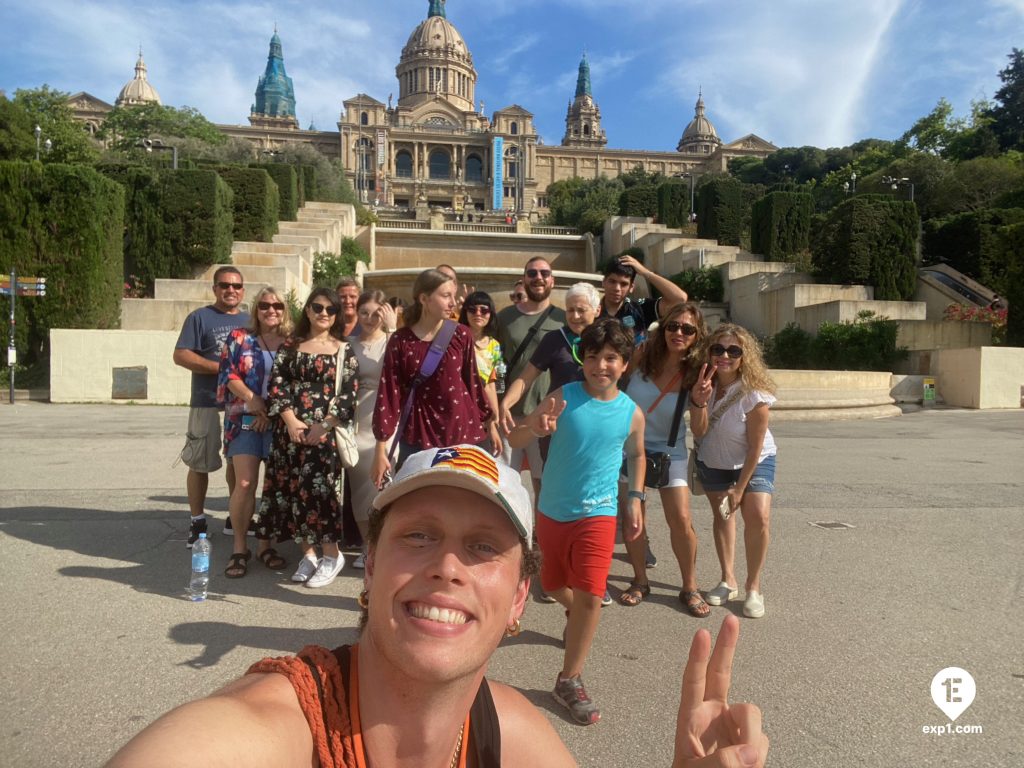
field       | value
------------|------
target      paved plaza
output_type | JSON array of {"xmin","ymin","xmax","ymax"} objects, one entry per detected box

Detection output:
[{"xmin": 1, "ymin": 403, "xmax": 1022, "ymax": 767}]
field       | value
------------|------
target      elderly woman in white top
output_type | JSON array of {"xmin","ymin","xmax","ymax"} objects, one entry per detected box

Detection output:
[{"xmin": 689, "ymin": 323, "xmax": 778, "ymax": 619}]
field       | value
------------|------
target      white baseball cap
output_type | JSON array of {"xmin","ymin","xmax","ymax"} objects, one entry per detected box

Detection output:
[{"xmin": 372, "ymin": 445, "xmax": 533, "ymax": 542}]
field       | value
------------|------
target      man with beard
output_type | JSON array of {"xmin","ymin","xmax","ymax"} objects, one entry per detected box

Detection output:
[{"xmin": 496, "ymin": 258, "xmax": 565, "ymax": 490}]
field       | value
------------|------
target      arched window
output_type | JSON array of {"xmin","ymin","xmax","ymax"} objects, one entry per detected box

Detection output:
[
  {"xmin": 510, "ymin": 121, "xmax": 519, "ymax": 136},
  {"xmin": 357, "ymin": 137, "xmax": 374, "ymax": 172},
  {"xmin": 465, "ymin": 154, "xmax": 483, "ymax": 182},
  {"xmin": 429, "ymin": 149, "xmax": 451, "ymax": 179},
  {"xmin": 360, "ymin": 111, "xmax": 369, "ymax": 126},
  {"xmin": 395, "ymin": 150, "xmax": 413, "ymax": 178},
  {"xmin": 583, "ymin": 124, "xmax": 590, "ymax": 136}
]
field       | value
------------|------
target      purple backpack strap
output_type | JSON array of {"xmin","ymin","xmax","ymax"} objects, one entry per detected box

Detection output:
[{"xmin": 387, "ymin": 320, "xmax": 459, "ymax": 464}]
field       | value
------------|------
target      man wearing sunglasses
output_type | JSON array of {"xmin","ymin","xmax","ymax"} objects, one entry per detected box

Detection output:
[
  {"xmin": 497, "ymin": 258, "xmax": 565, "ymax": 488},
  {"xmin": 599, "ymin": 253, "xmax": 688, "ymax": 346},
  {"xmin": 173, "ymin": 266, "xmax": 251, "ymax": 547}
]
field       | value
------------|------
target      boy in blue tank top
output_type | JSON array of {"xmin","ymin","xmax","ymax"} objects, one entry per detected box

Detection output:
[{"xmin": 509, "ymin": 318, "xmax": 646, "ymax": 726}]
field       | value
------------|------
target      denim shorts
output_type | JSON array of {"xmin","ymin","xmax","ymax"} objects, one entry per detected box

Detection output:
[
  {"xmin": 226, "ymin": 428, "xmax": 272, "ymax": 460},
  {"xmin": 697, "ymin": 454, "xmax": 776, "ymax": 494}
]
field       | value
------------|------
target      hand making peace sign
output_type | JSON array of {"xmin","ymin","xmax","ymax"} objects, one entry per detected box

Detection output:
[{"xmin": 690, "ymin": 363, "xmax": 718, "ymax": 408}]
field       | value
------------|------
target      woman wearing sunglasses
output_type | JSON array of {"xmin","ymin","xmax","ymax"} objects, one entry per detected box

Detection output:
[
  {"xmin": 617, "ymin": 302, "xmax": 710, "ymax": 615},
  {"xmin": 256, "ymin": 288, "xmax": 359, "ymax": 589},
  {"xmin": 459, "ymin": 291, "xmax": 504, "ymax": 429},
  {"xmin": 216, "ymin": 287, "xmax": 291, "ymax": 579},
  {"xmin": 690, "ymin": 323, "xmax": 777, "ymax": 619}
]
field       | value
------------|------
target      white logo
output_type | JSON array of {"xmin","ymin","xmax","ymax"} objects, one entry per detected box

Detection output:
[{"xmin": 930, "ymin": 667, "xmax": 975, "ymax": 722}]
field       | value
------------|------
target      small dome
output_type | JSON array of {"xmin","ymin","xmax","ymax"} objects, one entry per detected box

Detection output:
[
  {"xmin": 677, "ymin": 91, "xmax": 721, "ymax": 152},
  {"xmin": 116, "ymin": 49, "xmax": 161, "ymax": 107},
  {"xmin": 401, "ymin": 15, "xmax": 472, "ymax": 65}
]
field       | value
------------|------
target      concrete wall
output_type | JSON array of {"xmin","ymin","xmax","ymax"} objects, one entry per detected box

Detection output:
[
  {"xmin": 50, "ymin": 330, "xmax": 190, "ymax": 404},
  {"xmin": 931, "ymin": 346, "xmax": 1024, "ymax": 409},
  {"xmin": 896, "ymin": 319, "xmax": 992, "ymax": 351}
]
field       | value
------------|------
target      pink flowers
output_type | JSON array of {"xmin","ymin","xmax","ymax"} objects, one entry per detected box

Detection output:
[{"xmin": 943, "ymin": 303, "xmax": 1008, "ymax": 344}]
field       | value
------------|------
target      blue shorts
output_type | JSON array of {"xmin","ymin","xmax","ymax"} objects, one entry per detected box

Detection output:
[
  {"xmin": 697, "ymin": 454, "xmax": 776, "ymax": 494},
  {"xmin": 226, "ymin": 428, "xmax": 272, "ymax": 460}
]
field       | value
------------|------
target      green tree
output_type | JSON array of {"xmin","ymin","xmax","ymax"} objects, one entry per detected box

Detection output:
[
  {"xmin": 9, "ymin": 86, "xmax": 98, "ymax": 163},
  {"xmin": 0, "ymin": 94, "xmax": 36, "ymax": 160},
  {"xmin": 99, "ymin": 103, "xmax": 227, "ymax": 151},
  {"xmin": 544, "ymin": 175, "xmax": 623, "ymax": 235},
  {"xmin": 988, "ymin": 48, "xmax": 1024, "ymax": 152},
  {"xmin": 899, "ymin": 98, "xmax": 960, "ymax": 155}
]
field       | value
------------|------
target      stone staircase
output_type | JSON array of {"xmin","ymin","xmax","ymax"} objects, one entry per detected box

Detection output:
[{"xmin": 121, "ymin": 202, "xmax": 355, "ymax": 331}]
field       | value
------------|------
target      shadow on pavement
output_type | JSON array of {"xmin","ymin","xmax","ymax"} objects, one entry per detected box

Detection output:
[{"xmin": 168, "ymin": 621, "xmax": 360, "ymax": 668}]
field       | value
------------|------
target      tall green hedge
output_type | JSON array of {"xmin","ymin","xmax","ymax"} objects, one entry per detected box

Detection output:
[
  {"xmin": 696, "ymin": 177, "xmax": 744, "ymax": 245},
  {"xmin": 618, "ymin": 184, "xmax": 659, "ymax": 218},
  {"xmin": 751, "ymin": 191, "xmax": 813, "ymax": 260},
  {"xmin": 253, "ymin": 163, "xmax": 298, "ymax": 221},
  {"xmin": 300, "ymin": 164, "xmax": 317, "ymax": 203},
  {"xmin": 995, "ymin": 222, "xmax": 1024, "ymax": 346},
  {"xmin": 812, "ymin": 196, "xmax": 919, "ymax": 301},
  {"xmin": 0, "ymin": 162, "xmax": 124, "ymax": 363},
  {"xmin": 215, "ymin": 166, "xmax": 279, "ymax": 242},
  {"xmin": 657, "ymin": 180, "xmax": 691, "ymax": 228},
  {"xmin": 922, "ymin": 208, "xmax": 1024, "ymax": 294}
]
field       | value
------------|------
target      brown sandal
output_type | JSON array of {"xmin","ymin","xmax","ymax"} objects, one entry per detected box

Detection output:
[
  {"xmin": 680, "ymin": 590, "xmax": 711, "ymax": 618},
  {"xmin": 257, "ymin": 548, "xmax": 287, "ymax": 571},
  {"xmin": 224, "ymin": 551, "xmax": 251, "ymax": 579},
  {"xmin": 619, "ymin": 581, "xmax": 651, "ymax": 607}
]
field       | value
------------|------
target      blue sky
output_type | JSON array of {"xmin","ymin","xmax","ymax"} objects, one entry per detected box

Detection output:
[{"xmin": 2, "ymin": 0, "xmax": 1021, "ymax": 152}]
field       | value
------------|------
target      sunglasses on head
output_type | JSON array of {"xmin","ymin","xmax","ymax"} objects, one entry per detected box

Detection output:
[
  {"xmin": 257, "ymin": 301, "xmax": 285, "ymax": 311},
  {"xmin": 466, "ymin": 305, "xmax": 491, "ymax": 316},
  {"xmin": 664, "ymin": 321, "xmax": 697, "ymax": 336},
  {"xmin": 525, "ymin": 268, "xmax": 552, "ymax": 279},
  {"xmin": 216, "ymin": 281, "xmax": 243, "ymax": 290},
  {"xmin": 309, "ymin": 302, "xmax": 339, "ymax": 316},
  {"xmin": 709, "ymin": 343, "xmax": 743, "ymax": 358}
]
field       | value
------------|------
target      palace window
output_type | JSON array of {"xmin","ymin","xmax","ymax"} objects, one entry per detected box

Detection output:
[
  {"xmin": 429, "ymin": 149, "xmax": 451, "ymax": 179},
  {"xmin": 395, "ymin": 150, "xmax": 413, "ymax": 178},
  {"xmin": 360, "ymin": 112, "xmax": 369, "ymax": 126},
  {"xmin": 510, "ymin": 121, "xmax": 518, "ymax": 136},
  {"xmin": 465, "ymin": 154, "xmax": 483, "ymax": 182}
]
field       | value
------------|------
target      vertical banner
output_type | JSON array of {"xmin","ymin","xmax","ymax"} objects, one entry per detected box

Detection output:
[
  {"xmin": 376, "ymin": 129, "xmax": 387, "ymax": 167},
  {"xmin": 492, "ymin": 136, "xmax": 504, "ymax": 210}
]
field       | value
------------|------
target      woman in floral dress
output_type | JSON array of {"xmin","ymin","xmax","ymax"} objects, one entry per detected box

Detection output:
[{"xmin": 256, "ymin": 288, "xmax": 359, "ymax": 589}]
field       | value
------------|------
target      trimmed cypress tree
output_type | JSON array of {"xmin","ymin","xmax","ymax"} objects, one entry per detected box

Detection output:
[
  {"xmin": 253, "ymin": 163, "xmax": 298, "ymax": 221},
  {"xmin": 750, "ymin": 191, "xmax": 813, "ymax": 260},
  {"xmin": 922, "ymin": 208, "xmax": 1024, "ymax": 294},
  {"xmin": 696, "ymin": 176, "xmax": 744, "ymax": 245},
  {"xmin": 216, "ymin": 166, "xmax": 280, "ymax": 242},
  {"xmin": 657, "ymin": 180, "xmax": 690, "ymax": 228}
]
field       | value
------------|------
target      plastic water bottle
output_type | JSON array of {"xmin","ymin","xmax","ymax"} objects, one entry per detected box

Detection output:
[
  {"xmin": 189, "ymin": 533, "xmax": 211, "ymax": 601},
  {"xmin": 495, "ymin": 360, "xmax": 507, "ymax": 394}
]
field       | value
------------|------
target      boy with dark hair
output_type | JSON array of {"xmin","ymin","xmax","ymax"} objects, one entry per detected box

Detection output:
[
  {"xmin": 509, "ymin": 318, "xmax": 646, "ymax": 725},
  {"xmin": 600, "ymin": 252, "xmax": 688, "ymax": 345}
]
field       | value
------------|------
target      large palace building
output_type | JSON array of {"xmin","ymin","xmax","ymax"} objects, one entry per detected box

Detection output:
[{"xmin": 70, "ymin": 0, "xmax": 777, "ymax": 215}]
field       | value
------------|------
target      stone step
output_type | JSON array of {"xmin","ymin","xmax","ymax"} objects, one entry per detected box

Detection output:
[
  {"xmin": 231, "ymin": 251, "xmax": 312, "ymax": 285},
  {"xmin": 232, "ymin": 240, "xmax": 312, "ymax": 259},
  {"xmin": 121, "ymin": 298, "xmax": 224, "ymax": 332},
  {"xmin": 198, "ymin": 264, "xmax": 302, "ymax": 296},
  {"xmin": 274, "ymin": 233, "xmax": 325, "ymax": 250},
  {"xmin": 153, "ymin": 279, "xmax": 273, "ymax": 303},
  {"xmin": 794, "ymin": 299, "xmax": 927, "ymax": 331}
]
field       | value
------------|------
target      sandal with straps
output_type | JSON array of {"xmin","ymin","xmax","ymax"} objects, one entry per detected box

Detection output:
[
  {"xmin": 224, "ymin": 550, "xmax": 251, "ymax": 579},
  {"xmin": 680, "ymin": 589, "xmax": 711, "ymax": 618},
  {"xmin": 619, "ymin": 580, "xmax": 651, "ymax": 607},
  {"xmin": 257, "ymin": 548, "xmax": 287, "ymax": 571}
]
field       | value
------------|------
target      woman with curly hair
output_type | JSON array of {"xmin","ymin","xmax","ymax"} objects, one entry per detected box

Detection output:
[
  {"xmin": 256, "ymin": 287, "xmax": 359, "ymax": 589},
  {"xmin": 690, "ymin": 323, "xmax": 778, "ymax": 619},
  {"xmin": 618, "ymin": 302, "xmax": 710, "ymax": 616}
]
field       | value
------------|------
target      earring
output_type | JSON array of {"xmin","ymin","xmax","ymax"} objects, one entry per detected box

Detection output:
[
  {"xmin": 357, "ymin": 590, "xmax": 369, "ymax": 609},
  {"xmin": 505, "ymin": 616, "xmax": 522, "ymax": 637}
]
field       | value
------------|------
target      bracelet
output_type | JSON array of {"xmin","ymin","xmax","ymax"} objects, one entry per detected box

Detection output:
[
  {"xmin": 691, "ymin": 401, "xmax": 708, "ymax": 409},
  {"xmin": 529, "ymin": 427, "xmax": 545, "ymax": 438}
]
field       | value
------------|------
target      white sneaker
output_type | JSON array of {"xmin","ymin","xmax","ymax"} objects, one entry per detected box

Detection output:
[
  {"xmin": 706, "ymin": 581, "xmax": 738, "ymax": 606},
  {"xmin": 306, "ymin": 555, "xmax": 345, "ymax": 588},
  {"xmin": 352, "ymin": 552, "xmax": 365, "ymax": 569},
  {"xmin": 291, "ymin": 556, "xmax": 320, "ymax": 583},
  {"xmin": 743, "ymin": 590, "xmax": 765, "ymax": 618}
]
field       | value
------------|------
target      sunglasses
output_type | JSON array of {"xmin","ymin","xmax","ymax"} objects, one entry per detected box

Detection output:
[
  {"xmin": 466, "ymin": 305, "xmax": 491, "ymax": 316},
  {"xmin": 257, "ymin": 301, "xmax": 285, "ymax": 311},
  {"xmin": 309, "ymin": 302, "xmax": 340, "ymax": 316},
  {"xmin": 709, "ymin": 344, "xmax": 744, "ymax": 358},
  {"xmin": 664, "ymin": 321, "xmax": 698, "ymax": 336},
  {"xmin": 216, "ymin": 281, "xmax": 243, "ymax": 291},
  {"xmin": 509, "ymin": 293, "xmax": 526, "ymax": 302},
  {"xmin": 525, "ymin": 268, "xmax": 552, "ymax": 279}
]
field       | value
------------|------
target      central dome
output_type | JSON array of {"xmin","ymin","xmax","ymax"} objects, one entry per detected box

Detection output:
[{"xmin": 396, "ymin": 1, "xmax": 477, "ymax": 113}]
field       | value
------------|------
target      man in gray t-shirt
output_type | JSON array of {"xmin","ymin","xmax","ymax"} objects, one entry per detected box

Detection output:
[{"xmin": 173, "ymin": 266, "xmax": 250, "ymax": 547}]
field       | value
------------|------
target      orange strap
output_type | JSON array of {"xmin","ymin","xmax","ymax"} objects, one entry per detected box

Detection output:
[{"xmin": 647, "ymin": 371, "xmax": 683, "ymax": 414}]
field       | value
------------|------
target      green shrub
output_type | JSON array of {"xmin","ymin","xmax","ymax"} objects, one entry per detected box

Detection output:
[
  {"xmin": 995, "ymin": 222, "xmax": 1024, "ymax": 346},
  {"xmin": 668, "ymin": 266, "xmax": 724, "ymax": 303},
  {"xmin": 299, "ymin": 164, "xmax": 317, "ymax": 205},
  {"xmin": 922, "ymin": 208, "xmax": 1024, "ymax": 295},
  {"xmin": 696, "ymin": 176, "xmax": 744, "ymax": 246},
  {"xmin": 312, "ymin": 238, "xmax": 371, "ymax": 287},
  {"xmin": 765, "ymin": 312, "xmax": 908, "ymax": 370},
  {"xmin": 0, "ymin": 161, "xmax": 124, "ymax": 363},
  {"xmin": 253, "ymin": 163, "xmax": 298, "ymax": 221},
  {"xmin": 764, "ymin": 322, "xmax": 813, "ymax": 368},
  {"xmin": 161, "ymin": 169, "xmax": 234, "ymax": 275},
  {"xmin": 812, "ymin": 196, "xmax": 919, "ymax": 300},
  {"xmin": 657, "ymin": 180, "xmax": 690, "ymax": 228},
  {"xmin": 750, "ymin": 191, "xmax": 813, "ymax": 260},
  {"xmin": 619, "ymin": 184, "xmax": 660, "ymax": 218},
  {"xmin": 215, "ymin": 166, "xmax": 279, "ymax": 242}
]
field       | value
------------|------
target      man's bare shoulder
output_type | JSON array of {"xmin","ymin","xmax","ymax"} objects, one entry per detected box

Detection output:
[{"xmin": 488, "ymin": 680, "xmax": 577, "ymax": 767}]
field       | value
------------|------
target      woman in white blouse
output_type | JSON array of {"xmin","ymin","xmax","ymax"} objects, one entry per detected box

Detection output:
[{"xmin": 689, "ymin": 323, "xmax": 777, "ymax": 619}]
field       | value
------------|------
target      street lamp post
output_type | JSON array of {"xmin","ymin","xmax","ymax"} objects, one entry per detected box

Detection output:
[
  {"xmin": 34, "ymin": 125, "xmax": 41, "ymax": 161},
  {"xmin": 882, "ymin": 176, "xmax": 914, "ymax": 202},
  {"xmin": 138, "ymin": 138, "xmax": 178, "ymax": 170},
  {"xmin": 674, "ymin": 171, "xmax": 696, "ymax": 222}
]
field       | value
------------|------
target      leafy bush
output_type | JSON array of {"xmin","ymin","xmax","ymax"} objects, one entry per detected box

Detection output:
[
  {"xmin": 619, "ymin": 184, "xmax": 659, "ymax": 218},
  {"xmin": 0, "ymin": 161, "xmax": 124, "ymax": 363},
  {"xmin": 215, "ymin": 166, "xmax": 279, "ymax": 242},
  {"xmin": 668, "ymin": 266, "xmax": 724, "ymax": 303},
  {"xmin": 763, "ymin": 323, "xmax": 813, "ymax": 368},
  {"xmin": 944, "ymin": 302, "xmax": 1007, "ymax": 344},
  {"xmin": 922, "ymin": 207, "xmax": 1024, "ymax": 295},
  {"xmin": 657, "ymin": 180, "xmax": 691, "ymax": 228},
  {"xmin": 750, "ymin": 191, "xmax": 813, "ymax": 260},
  {"xmin": 765, "ymin": 312, "xmax": 908, "ymax": 370},
  {"xmin": 996, "ymin": 222, "xmax": 1024, "ymax": 346},
  {"xmin": 312, "ymin": 238, "xmax": 371, "ymax": 287}
]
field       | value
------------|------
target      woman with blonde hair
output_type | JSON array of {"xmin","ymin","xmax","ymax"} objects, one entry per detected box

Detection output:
[
  {"xmin": 618, "ymin": 301, "xmax": 710, "ymax": 614},
  {"xmin": 690, "ymin": 323, "xmax": 778, "ymax": 618},
  {"xmin": 216, "ymin": 287, "xmax": 292, "ymax": 579}
]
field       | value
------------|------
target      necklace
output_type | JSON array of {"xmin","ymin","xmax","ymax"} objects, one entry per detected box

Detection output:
[{"xmin": 449, "ymin": 721, "xmax": 465, "ymax": 768}]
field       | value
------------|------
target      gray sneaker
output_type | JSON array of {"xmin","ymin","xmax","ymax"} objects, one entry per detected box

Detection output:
[{"xmin": 552, "ymin": 674, "xmax": 601, "ymax": 725}]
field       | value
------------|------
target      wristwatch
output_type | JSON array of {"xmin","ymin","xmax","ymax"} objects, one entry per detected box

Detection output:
[
  {"xmin": 627, "ymin": 490, "xmax": 647, "ymax": 502},
  {"xmin": 320, "ymin": 419, "xmax": 333, "ymax": 431}
]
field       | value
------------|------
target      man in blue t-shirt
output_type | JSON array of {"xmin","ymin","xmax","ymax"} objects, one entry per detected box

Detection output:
[
  {"xmin": 174, "ymin": 266, "xmax": 251, "ymax": 547},
  {"xmin": 599, "ymin": 253, "xmax": 688, "ymax": 346}
]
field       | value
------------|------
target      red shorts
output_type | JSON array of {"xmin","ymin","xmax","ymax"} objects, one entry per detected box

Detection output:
[{"xmin": 535, "ymin": 512, "xmax": 616, "ymax": 599}]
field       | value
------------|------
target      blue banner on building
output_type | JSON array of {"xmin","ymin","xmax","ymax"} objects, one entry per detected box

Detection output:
[{"xmin": 492, "ymin": 136, "xmax": 504, "ymax": 210}]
